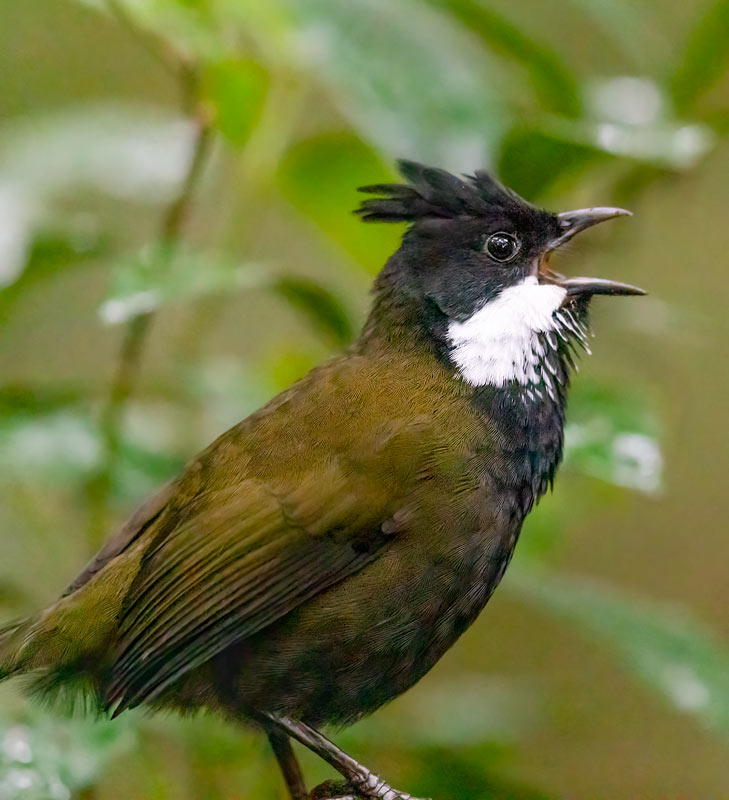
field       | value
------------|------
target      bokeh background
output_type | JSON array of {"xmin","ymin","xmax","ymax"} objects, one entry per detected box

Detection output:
[{"xmin": 1, "ymin": 0, "xmax": 728, "ymax": 798}]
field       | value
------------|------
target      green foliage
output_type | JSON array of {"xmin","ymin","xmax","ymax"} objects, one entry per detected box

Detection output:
[
  {"xmin": 509, "ymin": 566, "xmax": 729, "ymax": 741},
  {"xmin": 277, "ymin": 133, "xmax": 400, "ymax": 271},
  {"xmin": 202, "ymin": 59, "xmax": 269, "ymax": 146},
  {"xmin": 428, "ymin": 0, "xmax": 582, "ymax": 117},
  {"xmin": 670, "ymin": 0, "xmax": 729, "ymax": 114},
  {"xmin": 0, "ymin": 701, "xmax": 135, "ymax": 800},
  {"xmin": 564, "ymin": 380, "xmax": 662, "ymax": 494},
  {"xmin": 2, "ymin": 0, "xmax": 729, "ymax": 797},
  {"xmin": 100, "ymin": 243, "xmax": 268, "ymax": 323}
]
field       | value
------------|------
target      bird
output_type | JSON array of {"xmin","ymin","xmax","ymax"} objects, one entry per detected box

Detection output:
[{"xmin": 0, "ymin": 160, "xmax": 643, "ymax": 800}]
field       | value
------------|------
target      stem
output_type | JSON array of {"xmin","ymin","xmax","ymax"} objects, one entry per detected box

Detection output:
[{"xmin": 87, "ymin": 65, "xmax": 214, "ymax": 545}]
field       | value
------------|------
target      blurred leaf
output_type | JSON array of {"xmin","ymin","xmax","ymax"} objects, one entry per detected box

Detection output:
[
  {"xmin": 273, "ymin": 276, "xmax": 355, "ymax": 346},
  {"xmin": 564, "ymin": 380, "xmax": 663, "ymax": 494},
  {"xmin": 498, "ymin": 126, "xmax": 605, "ymax": 199},
  {"xmin": 202, "ymin": 59, "xmax": 269, "ymax": 146},
  {"xmin": 0, "ymin": 104, "xmax": 193, "ymax": 288},
  {"xmin": 428, "ymin": 0, "xmax": 581, "ymax": 117},
  {"xmin": 345, "ymin": 676, "xmax": 538, "ymax": 750},
  {"xmin": 502, "ymin": 114, "xmax": 713, "ymax": 176},
  {"xmin": 72, "ymin": 0, "xmax": 227, "ymax": 61},
  {"xmin": 278, "ymin": 132, "xmax": 400, "ymax": 272},
  {"xmin": 0, "ymin": 702, "xmax": 136, "ymax": 799},
  {"xmin": 0, "ymin": 409, "xmax": 101, "ymax": 485},
  {"xmin": 100, "ymin": 242, "xmax": 267, "ymax": 324},
  {"xmin": 402, "ymin": 747, "xmax": 556, "ymax": 800},
  {"xmin": 281, "ymin": 0, "xmax": 509, "ymax": 168},
  {"xmin": 565, "ymin": 0, "xmax": 655, "ymax": 67},
  {"xmin": 0, "ymin": 385, "xmax": 86, "ymax": 416},
  {"xmin": 0, "ymin": 104, "xmax": 193, "ymax": 202},
  {"xmin": 669, "ymin": 0, "xmax": 729, "ymax": 114},
  {"xmin": 509, "ymin": 566, "xmax": 729, "ymax": 742},
  {"xmin": 0, "ymin": 223, "xmax": 107, "ymax": 317}
]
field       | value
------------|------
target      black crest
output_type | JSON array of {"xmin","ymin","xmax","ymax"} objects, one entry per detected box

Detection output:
[{"xmin": 356, "ymin": 159, "xmax": 530, "ymax": 223}]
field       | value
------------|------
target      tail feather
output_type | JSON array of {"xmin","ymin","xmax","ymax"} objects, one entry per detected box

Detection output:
[
  {"xmin": 0, "ymin": 617, "xmax": 33, "ymax": 680},
  {"xmin": 0, "ymin": 535, "xmax": 147, "ymax": 712}
]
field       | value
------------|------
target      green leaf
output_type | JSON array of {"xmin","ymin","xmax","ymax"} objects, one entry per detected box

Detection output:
[
  {"xmin": 427, "ymin": 0, "xmax": 581, "ymax": 117},
  {"xmin": 71, "ymin": 0, "xmax": 227, "ymax": 61},
  {"xmin": 280, "ymin": 0, "xmax": 509, "ymax": 167},
  {"xmin": 202, "ymin": 59, "xmax": 269, "ymax": 146},
  {"xmin": 508, "ymin": 566, "xmax": 729, "ymax": 741},
  {"xmin": 277, "ymin": 132, "xmax": 400, "ymax": 273},
  {"xmin": 0, "ymin": 225, "xmax": 107, "ymax": 317},
  {"xmin": 0, "ymin": 409, "xmax": 101, "ymax": 485},
  {"xmin": 273, "ymin": 277, "xmax": 355, "ymax": 347},
  {"xmin": 669, "ymin": 0, "xmax": 729, "ymax": 114},
  {"xmin": 498, "ymin": 126, "xmax": 605, "ymax": 199},
  {"xmin": 100, "ymin": 243, "xmax": 267, "ymax": 324},
  {"xmin": 0, "ymin": 698, "xmax": 136, "ymax": 798},
  {"xmin": 345, "ymin": 676, "xmax": 537, "ymax": 749},
  {"xmin": 565, "ymin": 0, "xmax": 656, "ymax": 67},
  {"xmin": 564, "ymin": 380, "xmax": 663, "ymax": 494},
  {"xmin": 499, "ymin": 114, "xmax": 713, "ymax": 176}
]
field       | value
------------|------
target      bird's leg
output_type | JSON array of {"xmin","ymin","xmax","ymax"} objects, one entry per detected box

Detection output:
[
  {"xmin": 264, "ymin": 713, "xmax": 429, "ymax": 800},
  {"xmin": 267, "ymin": 728, "xmax": 308, "ymax": 800}
]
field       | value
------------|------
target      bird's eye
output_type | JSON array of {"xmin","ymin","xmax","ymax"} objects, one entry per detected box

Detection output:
[{"xmin": 485, "ymin": 232, "xmax": 520, "ymax": 262}]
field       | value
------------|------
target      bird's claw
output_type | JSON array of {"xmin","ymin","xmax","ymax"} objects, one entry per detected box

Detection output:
[{"xmin": 309, "ymin": 778, "xmax": 430, "ymax": 800}]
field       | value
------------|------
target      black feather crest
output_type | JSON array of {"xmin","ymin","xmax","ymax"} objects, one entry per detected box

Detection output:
[{"xmin": 356, "ymin": 159, "xmax": 528, "ymax": 223}]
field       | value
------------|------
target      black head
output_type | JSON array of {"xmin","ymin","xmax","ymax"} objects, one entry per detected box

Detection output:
[{"xmin": 357, "ymin": 160, "xmax": 642, "ymax": 324}]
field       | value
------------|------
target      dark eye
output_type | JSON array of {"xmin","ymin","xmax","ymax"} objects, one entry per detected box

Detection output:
[{"xmin": 485, "ymin": 232, "xmax": 520, "ymax": 262}]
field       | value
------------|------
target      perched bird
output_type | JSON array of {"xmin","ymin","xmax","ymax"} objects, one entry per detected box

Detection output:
[{"xmin": 0, "ymin": 161, "xmax": 643, "ymax": 800}]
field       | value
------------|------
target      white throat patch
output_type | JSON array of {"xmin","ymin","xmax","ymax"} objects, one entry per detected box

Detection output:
[{"xmin": 447, "ymin": 277, "xmax": 570, "ymax": 389}]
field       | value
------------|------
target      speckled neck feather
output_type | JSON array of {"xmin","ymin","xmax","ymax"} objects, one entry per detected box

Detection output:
[{"xmin": 447, "ymin": 277, "xmax": 590, "ymax": 401}]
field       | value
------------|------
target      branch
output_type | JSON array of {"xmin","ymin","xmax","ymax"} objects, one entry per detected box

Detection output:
[{"xmin": 86, "ymin": 26, "xmax": 214, "ymax": 545}]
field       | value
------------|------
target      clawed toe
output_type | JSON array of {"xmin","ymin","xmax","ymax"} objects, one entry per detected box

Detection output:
[
  {"xmin": 309, "ymin": 779, "xmax": 357, "ymax": 799},
  {"xmin": 308, "ymin": 779, "xmax": 429, "ymax": 800}
]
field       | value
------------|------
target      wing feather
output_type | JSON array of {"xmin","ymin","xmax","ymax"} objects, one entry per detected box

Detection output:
[{"xmin": 105, "ymin": 474, "xmax": 390, "ymax": 713}]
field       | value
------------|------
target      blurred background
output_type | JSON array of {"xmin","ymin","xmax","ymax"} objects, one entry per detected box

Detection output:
[{"xmin": 0, "ymin": 0, "xmax": 728, "ymax": 797}]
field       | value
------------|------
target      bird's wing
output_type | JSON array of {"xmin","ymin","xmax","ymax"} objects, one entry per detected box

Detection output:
[
  {"xmin": 63, "ymin": 481, "xmax": 176, "ymax": 597},
  {"xmin": 105, "ymin": 459, "xmax": 398, "ymax": 714}
]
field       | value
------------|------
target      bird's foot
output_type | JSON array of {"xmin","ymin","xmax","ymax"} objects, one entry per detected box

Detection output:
[
  {"xmin": 309, "ymin": 779, "xmax": 357, "ymax": 799},
  {"xmin": 310, "ymin": 778, "xmax": 429, "ymax": 800},
  {"xmin": 346, "ymin": 770, "xmax": 431, "ymax": 800}
]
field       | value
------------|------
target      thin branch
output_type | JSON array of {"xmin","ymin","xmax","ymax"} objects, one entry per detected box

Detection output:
[{"xmin": 86, "ymin": 63, "xmax": 214, "ymax": 545}]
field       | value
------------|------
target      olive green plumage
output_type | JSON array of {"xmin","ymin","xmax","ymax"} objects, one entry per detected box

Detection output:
[{"xmin": 0, "ymin": 317, "xmax": 519, "ymax": 724}]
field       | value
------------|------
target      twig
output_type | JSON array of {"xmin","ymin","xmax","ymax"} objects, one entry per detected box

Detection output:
[{"xmin": 86, "ymin": 31, "xmax": 214, "ymax": 545}]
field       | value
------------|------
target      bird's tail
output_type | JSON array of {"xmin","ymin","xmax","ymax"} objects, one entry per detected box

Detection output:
[
  {"xmin": 0, "ymin": 617, "xmax": 35, "ymax": 681},
  {"xmin": 0, "ymin": 538, "xmax": 147, "ymax": 710}
]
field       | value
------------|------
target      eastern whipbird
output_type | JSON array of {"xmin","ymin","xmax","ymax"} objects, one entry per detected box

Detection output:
[{"xmin": 0, "ymin": 161, "xmax": 644, "ymax": 800}]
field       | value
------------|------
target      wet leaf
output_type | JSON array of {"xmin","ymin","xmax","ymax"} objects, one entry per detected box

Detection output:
[
  {"xmin": 565, "ymin": 0, "xmax": 657, "ymax": 67},
  {"xmin": 0, "ymin": 410, "xmax": 101, "ymax": 485},
  {"xmin": 509, "ymin": 566, "xmax": 729, "ymax": 741},
  {"xmin": 100, "ymin": 243, "xmax": 267, "ymax": 324},
  {"xmin": 0, "ymin": 702, "xmax": 136, "ymax": 799},
  {"xmin": 281, "ymin": 0, "xmax": 509, "ymax": 168},
  {"xmin": 428, "ymin": 0, "xmax": 581, "ymax": 117},
  {"xmin": 71, "ymin": 0, "xmax": 227, "ymax": 60},
  {"xmin": 669, "ymin": 0, "xmax": 729, "ymax": 114},
  {"xmin": 565, "ymin": 381, "xmax": 663, "ymax": 494}
]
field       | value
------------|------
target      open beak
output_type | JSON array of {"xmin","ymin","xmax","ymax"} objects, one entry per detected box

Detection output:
[{"xmin": 545, "ymin": 207, "xmax": 646, "ymax": 297}]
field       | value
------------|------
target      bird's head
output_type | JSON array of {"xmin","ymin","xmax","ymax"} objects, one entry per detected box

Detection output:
[{"xmin": 357, "ymin": 160, "xmax": 644, "ymax": 393}]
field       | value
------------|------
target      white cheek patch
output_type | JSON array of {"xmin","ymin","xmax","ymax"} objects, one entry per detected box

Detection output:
[{"xmin": 447, "ymin": 276, "xmax": 568, "ymax": 388}]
